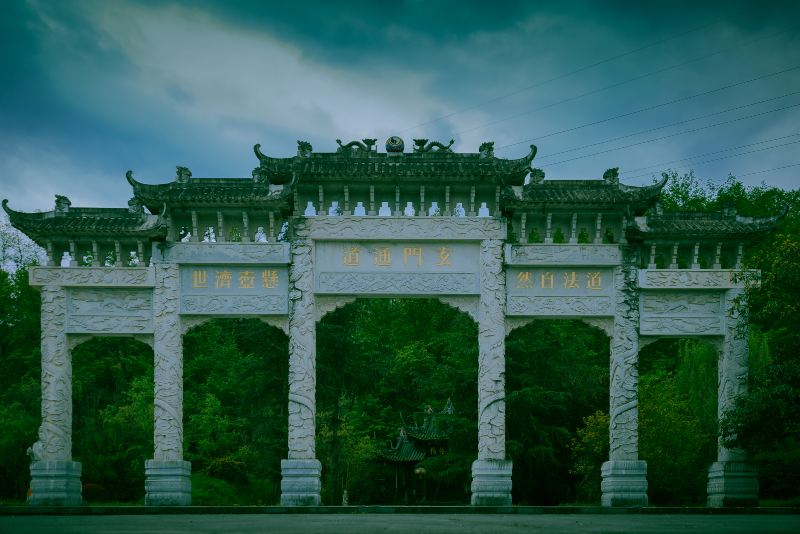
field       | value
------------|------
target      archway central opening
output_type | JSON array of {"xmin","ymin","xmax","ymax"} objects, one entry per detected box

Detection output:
[{"xmin": 315, "ymin": 298, "xmax": 478, "ymax": 505}]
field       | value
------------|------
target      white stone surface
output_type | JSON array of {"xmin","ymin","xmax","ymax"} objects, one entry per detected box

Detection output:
[{"xmin": 145, "ymin": 459, "xmax": 192, "ymax": 506}]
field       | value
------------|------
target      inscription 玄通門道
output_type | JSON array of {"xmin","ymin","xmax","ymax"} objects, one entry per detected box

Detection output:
[
  {"xmin": 314, "ymin": 241, "xmax": 480, "ymax": 295},
  {"xmin": 179, "ymin": 265, "xmax": 288, "ymax": 315},
  {"xmin": 66, "ymin": 288, "xmax": 153, "ymax": 333}
]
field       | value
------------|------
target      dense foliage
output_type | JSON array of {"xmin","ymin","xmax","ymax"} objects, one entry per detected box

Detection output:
[{"xmin": 0, "ymin": 173, "xmax": 798, "ymax": 505}]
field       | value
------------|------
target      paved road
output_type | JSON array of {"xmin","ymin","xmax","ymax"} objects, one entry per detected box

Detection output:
[{"xmin": 1, "ymin": 514, "xmax": 799, "ymax": 534}]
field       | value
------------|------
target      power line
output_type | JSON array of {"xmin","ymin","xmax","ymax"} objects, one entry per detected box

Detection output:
[
  {"xmin": 528, "ymin": 90, "xmax": 800, "ymax": 161},
  {"xmin": 496, "ymin": 65, "xmax": 800, "ymax": 151},
  {"xmin": 541, "ymin": 101, "xmax": 800, "ymax": 167},
  {"xmin": 739, "ymin": 162, "xmax": 800, "ymax": 177},
  {"xmin": 454, "ymin": 31, "xmax": 782, "ymax": 137},
  {"xmin": 621, "ymin": 132, "xmax": 800, "ymax": 176},
  {"xmin": 624, "ymin": 137, "xmax": 800, "ymax": 180},
  {"xmin": 400, "ymin": 18, "xmax": 724, "ymax": 134}
]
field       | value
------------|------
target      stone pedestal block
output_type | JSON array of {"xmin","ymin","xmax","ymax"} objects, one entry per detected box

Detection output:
[
  {"xmin": 280, "ymin": 459, "xmax": 321, "ymax": 506},
  {"xmin": 144, "ymin": 459, "xmax": 191, "ymax": 506},
  {"xmin": 470, "ymin": 459, "xmax": 513, "ymax": 505},
  {"xmin": 601, "ymin": 460, "xmax": 648, "ymax": 507},
  {"xmin": 707, "ymin": 461, "xmax": 758, "ymax": 507},
  {"xmin": 28, "ymin": 460, "xmax": 82, "ymax": 505}
]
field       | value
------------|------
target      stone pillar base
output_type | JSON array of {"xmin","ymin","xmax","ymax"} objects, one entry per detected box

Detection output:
[
  {"xmin": 470, "ymin": 459, "xmax": 513, "ymax": 505},
  {"xmin": 601, "ymin": 460, "xmax": 648, "ymax": 507},
  {"xmin": 29, "ymin": 460, "xmax": 83, "ymax": 505},
  {"xmin": 707, "ymin": 461, "xmax": 758, "ymax": 507},
  {"xmin": 145, "ymin": 460, "xmax": 191, "ymax": 506},
  {"xmin": 280, "ymin": 459, "xmax": 321, "ymax": 506}
]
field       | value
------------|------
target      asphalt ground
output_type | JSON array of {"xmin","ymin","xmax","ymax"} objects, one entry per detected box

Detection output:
[{"xmin": 1, "ymin": 513, "xmax": 800, "ymax": 534}]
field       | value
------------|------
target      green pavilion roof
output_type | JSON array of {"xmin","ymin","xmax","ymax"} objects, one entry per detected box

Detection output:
[
  {"xmin": 252, "ymin": 141, "xmax": 538, "ymax": 186},
  {"xmin": 379, "ymin": 430, "xmax": 426, "ymax": 463},
  {"xmin": 126, "ymin": 170, "xmax": 292, "ymax": 215},
  {"xmin": 2, "ymin": 199, "xmax": 167, "ymax": 246},
  {"xmin": 503, "ymin": 173, "xmax": 668, "ymax": 214},
  {"xmin": 627, "ymin": 207, "xmax": 788, "ymax": 242}
]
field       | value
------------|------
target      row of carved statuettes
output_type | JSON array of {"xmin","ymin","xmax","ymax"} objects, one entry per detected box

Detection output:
[{"xmin": 303, "ymin": 200, "xmax": 492, "ymax": 217}]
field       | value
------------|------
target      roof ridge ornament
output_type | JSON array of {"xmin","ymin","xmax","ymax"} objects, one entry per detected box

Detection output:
[
  {"xmin": 175, "ymin": 166, "xmax": 192, "ymax": 183},
  {"xmin": 336, "ymin": 138, "xmax": 377, "ymax": 154},
  {"xmin": 54, "ymin": 194, "xmax": 71, "ymax": 214},
  {"xmin": 603, "ymin": 167, "xmax": 620, "ymax": 185},
  {"xmin": 412, "ymin": 138, "xmax": 454, "ymax": 153},
  {"xmin": 479, "ymin": 141, "xmax": 494, "ymax": 158},
  {"xmin": 297, "ymin": 140, "xmax": 313, "ymax": 157}
]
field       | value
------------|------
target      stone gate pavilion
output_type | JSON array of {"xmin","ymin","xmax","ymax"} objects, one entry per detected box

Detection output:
[{"xmin": 4, "ymin": 136, "xmax": 782, "ymax": 507}]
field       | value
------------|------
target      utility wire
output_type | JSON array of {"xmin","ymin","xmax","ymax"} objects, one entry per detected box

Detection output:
[
  {"xmin": 454, "ymin": 31, "xmax": 782, "ymax": 137},
  {"xmin": 496, "ymin": 65, "xmax": 800, "ymax": 151},
  {"xmin": 624, "ymin": 138, "xmax": 800, "ymax": 180},
  {"xmin": 739, "ymin": 162, "xmax": 800, "ymax": 177},
  {"xmin": 400, "ymin": 18, "xmax": 724, "ymax": 133},
  {"xmin": 541, "ymin": 101, "xmax": 800, "ymax": 167},
  {"xmin": 528, "ymin": 90, "xmax": 800, "ymax": 161},
  {"xmin": 621, "ymin": 132, "xmax": 800, "ymax": 176}
]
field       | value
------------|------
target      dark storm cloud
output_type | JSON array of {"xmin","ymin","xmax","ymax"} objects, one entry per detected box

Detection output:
[{"xmin": 1, "ymin": 0, "xmax": 798, "ymax": 212}]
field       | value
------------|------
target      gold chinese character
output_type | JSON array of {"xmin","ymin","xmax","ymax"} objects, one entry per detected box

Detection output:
[
  {"xmin": 343, "ymin": 246, "xmax": 361, "ymax": 266},
  {"xmin": 587, "ymin": 271, "xmax": 602, "ymax": 290},
  {"xmin": 516, "ymin": 271, "xmax": 533, "ymax": 288},
  {"xmin": 239, "ymin": 270, "xmax": 255, "ymax": 289},
  {"xmin": 403, "ymin": 247, "xmax": 423, "ymax": 267},
  {"xmin": 373, "ymin": 247, "xmax": 391, "ymax": 266},
  {"xmin": 564, "ymin": 271, "xmax": 579, "ymax": 289},
  {"xmin": 435, "ymin": 247, "xmax": 452, "ymax": 267},
  {"xmin": 540, "ymin": 271, "xmax": 554, "ymax": 289},
  {"xmin": 262, "ymin": 269, "xmax": 279, "ymax": 288},
  {"xmin": 192, "ymin": 270, "xmax": 207, "ymax": 288},
  {"xmin": 215, "ymin": 270, "xmax": 232, "ymax": 289}
]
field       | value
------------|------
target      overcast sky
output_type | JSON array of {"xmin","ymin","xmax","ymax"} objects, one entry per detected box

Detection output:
[{"xmin": 1, "ymin": 0, "xmax": 798, "ymax": 211}]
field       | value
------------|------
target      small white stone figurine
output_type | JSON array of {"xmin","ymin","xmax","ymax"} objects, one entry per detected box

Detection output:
[
  {"xmin": 254, "ymin": 226, "xmax": 268, "ymax": 243},
  {"xmin": 378, "ymin": 201, "xmax": 391, "ymax": 216},
  {"xmin": 304, "ymin": 201, "xmax": 317, "ymax": 216},
  {"xmin": 428, "ymin": 201, "xmax": 441, "ymax": 216},
  {"xmin": 128, "ymin": 251, "xmax": 140, "ymax": 266},
  {"xmin": 478, "ymin": 202, "xmax": 490, "ymax": 217},
  {"xmin": 404, "ymin": 201, "xmax": 416, "ymax": 216},
  {"xmin": 328, "ymin": 201, "xmax": 342, "ymax": 216},
  {"xmin": 453, "ymin": 202, "xmax": 466, "ymax": 217},
  {"xmin": 353, "ymin": 201, "xmax": 366, "ymax": 216},
  {"xmin": 60, "ymin": 251, "xmax": 72, "ymax": 267},
  {"xmin": 203, "ymin": 226, "xmax": 216, "ymax": 242}
]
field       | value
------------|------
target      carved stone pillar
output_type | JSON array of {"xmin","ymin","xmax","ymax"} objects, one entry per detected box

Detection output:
[
  {"xmin": 707, "ymin": 288, "xmax": 758, "ymax": 507},
  {"xmin": 28, "ymin": 285, "xmax": 82, "ymax": 505},
  {"xmin": 471, "ymin": 238, "xmax": 512, "ymax": 505},
  {"xmin": 601, "ymin": 262, "xmax": 648, "ymax": 506},
  {"xmin": 145, "ymin": 264, "xmax": 191, "ymax": 506},
  {"xmin": 281, "ymin": 233, "xmax": 321, "ymax": 505}
]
